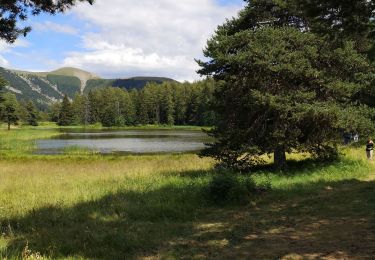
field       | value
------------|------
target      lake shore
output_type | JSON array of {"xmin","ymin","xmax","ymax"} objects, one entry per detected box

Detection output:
[{"xmin": 0, "ymin": 126, "xmax": 374, "ymax": 259}]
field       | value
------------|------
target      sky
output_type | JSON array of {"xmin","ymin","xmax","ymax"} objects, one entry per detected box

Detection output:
[{"xmin": 0, "ymin": 0, "xmax": 244, "ymax": 81}]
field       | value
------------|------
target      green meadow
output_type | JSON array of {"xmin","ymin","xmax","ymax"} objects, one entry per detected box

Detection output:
[{"xmin": 0, "ymin": 124, "xmax": 374, "ymax": 259}]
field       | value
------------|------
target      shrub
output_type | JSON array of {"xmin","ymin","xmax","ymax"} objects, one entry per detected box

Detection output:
[{"xmin": 207, "ymin": 174, "xmax": 258, "ymax": 205}]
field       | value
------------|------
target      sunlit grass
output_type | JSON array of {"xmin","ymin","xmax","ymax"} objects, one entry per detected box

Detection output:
[{"xmin": 0, "ymin": 126, "xmax": 374, "ymax": 259}]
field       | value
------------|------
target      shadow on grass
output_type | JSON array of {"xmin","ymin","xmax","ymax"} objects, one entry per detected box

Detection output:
[
  {"xmin": 166, "ymin": 157, "xmax": 367, "ymax": 181},
  {"xmin": 1, "ymin": 181, "xmax": 207, "ymax": 259},
  {"xmin": 248, "ymin": 157, "xmax": 349, "ymax": 176},
  {"xmin": 1, "ymin": 175, "xmax": 374, "ymax": 259}
]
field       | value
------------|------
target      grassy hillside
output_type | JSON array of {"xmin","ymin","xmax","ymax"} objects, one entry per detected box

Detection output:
[
  {"xmin": 0, "ymin": 126, "xmax": 374, "ymax": 259},
  {"xmin": 49, "ymin": 67, "xmax": 99, "ymax": 79},
  {"xmin": 1, "ymin": 67, "xmax": 177, "ymax": 106},
  {"xmin": 84, "ymin": 78, "xmax": 115, "ymax": 93},
  {"xmin": 84, "ymin": 77, "xmax": 177, "ymax": 93},
  {"xmin": 112, "ymin": 77, "xmax": 177, "ymax": 90},
  {"xmin": 46, "ymin": 74, "xmax": 81, "ymax": 98}
]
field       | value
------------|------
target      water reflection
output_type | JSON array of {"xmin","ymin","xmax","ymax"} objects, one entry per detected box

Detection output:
[{"xmin": 36, "ymin": 129, "xmax": 210, "ymax": 155}]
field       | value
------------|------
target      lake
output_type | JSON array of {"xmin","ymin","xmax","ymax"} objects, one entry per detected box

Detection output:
[{"xmin": 36, "ymin": 129, "xmax": 210, "ymax": 155}]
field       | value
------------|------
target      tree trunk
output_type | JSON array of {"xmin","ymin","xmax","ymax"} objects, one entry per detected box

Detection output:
[
  {"xmin": 274, "ymin": 145, "xmax": 286, "ymax": 170},
  {"xmin": 7, "ymin": 122, "xmax": 10, "ymax": 131}
]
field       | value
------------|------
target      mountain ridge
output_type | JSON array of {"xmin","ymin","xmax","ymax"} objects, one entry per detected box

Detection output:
[{"xmin": 1, "ymin": 67, "xmax": 176, "ymax": 109}]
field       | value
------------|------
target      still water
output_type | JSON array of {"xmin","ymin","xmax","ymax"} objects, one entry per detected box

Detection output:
[{"xmin": 36, "ymin": 129, "xmax": 210, "ymax": 155}]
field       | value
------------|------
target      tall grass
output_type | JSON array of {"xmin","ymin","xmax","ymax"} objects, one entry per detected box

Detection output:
[
  {"xmin": 0, "ymin": 127, "xmax": 59, "ymax": 156},
  {"xmin": 0, "ymin": 126, "xmax": 374, "ymax": 259}
]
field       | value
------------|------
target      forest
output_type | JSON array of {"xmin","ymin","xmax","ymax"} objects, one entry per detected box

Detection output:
[{"xmin": 51, "ymin": 79, "xmax": 216, "ymax": 127}]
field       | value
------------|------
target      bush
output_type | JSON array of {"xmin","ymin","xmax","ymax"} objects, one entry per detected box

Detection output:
[{"xmin": 207, "ymin": 174, "xmax": 259, "ymax": 205}]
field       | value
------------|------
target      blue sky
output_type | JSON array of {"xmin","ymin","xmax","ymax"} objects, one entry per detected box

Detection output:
[{"xmin": 0, "ymin": 0, "xmax": 244, "ymax": 81}]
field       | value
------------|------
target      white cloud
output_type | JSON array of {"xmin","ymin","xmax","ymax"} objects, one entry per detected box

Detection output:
[
  {"xmin": 0, "ymin": 39, "xmax": 29, "ymax": 53},
  {"xmin": 0, "ymin": 39, "xmax": 30, "ymax": 68},
  {"xmin": 0, "ymin": 55, "xmax": 10, "ymax": 67},
  {"xmin": 63, "ymin": 0, "xmax": 243, "ymax": 81},
  {"xmin": 33, "ymin": 21, "xmax": 79, "ymax": 35},
  {"xmin": 64, "ymin": 45, "xmax": 198, "ymax": 81}
]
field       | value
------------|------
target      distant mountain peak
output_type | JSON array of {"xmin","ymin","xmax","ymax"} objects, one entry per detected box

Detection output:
[
  {"xmin": 49, "ymin": 67, "xmax": 101, "ymax": 92},
  {"xmin": 50, "ymin": 67, "xmax": 100, "ymax": 79}
]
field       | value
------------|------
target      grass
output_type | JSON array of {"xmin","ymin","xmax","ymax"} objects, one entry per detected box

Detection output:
[
  {"xmin": 0, "ymin": 125, "xmax": 374, "ymax": 259},
  {"xmin": 25, "ymin": 122, "xmax": 209, "ymax": 131}
]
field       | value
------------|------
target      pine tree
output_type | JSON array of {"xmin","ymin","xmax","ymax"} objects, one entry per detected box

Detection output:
[
  {"xmin": 1, "ymin": 93, "xmax": 19, "ymax": 130},
  {"xmin": 87, "ymin": 91, "xmax": 99, "ymax": 124},
  {"xmin": 198, "ymin": 1, "xmax": 374, "ymax": 170},
  {"xmin": 120, "ymin": 89, "xmax": 136, "ymax": 125},
  {"xmin": 160, "ymin": 84, "xmax": 175, "ymax": 125},
  {"xmin": 173, "ymin": 83, "xmax": 188, "ymax": 125},
  {"xmin": 25, "ymin": 100, "xmax": 38, "ymax": 126},
  {"xmin": 58, "ymin": 95, "xmax": 74, "ymax": 126},
  {"xmin": 49, "ymin": 102, "xmax": 62, "ymax": 123},
  {"xmin": 136, "ymin": 89, "xmax": 150, "ymax": 125}
]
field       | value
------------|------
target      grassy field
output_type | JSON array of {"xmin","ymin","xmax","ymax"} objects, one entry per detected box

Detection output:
[{"xmin": 0, "ymin": 125, "xmax": 374, "ymax": 259}]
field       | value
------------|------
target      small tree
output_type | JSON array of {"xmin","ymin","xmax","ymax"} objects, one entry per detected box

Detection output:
[
  {"xmin": 1, "ymin": 93, "xmax": 19, "ymax": 130},
  {"xmin": 25, "ymin": 100, "xmax": 38, "ymax": 126},
  {"xmin": 58, "ymin": 94, "xmax": 74, "ymax": 126}
]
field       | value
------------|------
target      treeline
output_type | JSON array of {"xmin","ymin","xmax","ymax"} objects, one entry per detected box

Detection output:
[
  {"xmin": 51, "ymin": 79, "xmax": 216, "ymax": 127},
  {"xmin": 0, "ymin": 91, "xmax": 40, "ymax": 130}
]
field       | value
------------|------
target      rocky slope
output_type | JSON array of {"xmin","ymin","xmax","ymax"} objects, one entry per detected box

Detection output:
[{"xmin": 0, "ymin": 67, "xmax": 175, "ymax": 109}]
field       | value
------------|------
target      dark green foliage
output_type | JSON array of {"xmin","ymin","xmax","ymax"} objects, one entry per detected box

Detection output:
[
  {"xmin": 83, "ymin": 88, "xmax": 136, "ymax": 127},
  {"xmin": 207, "ymin": 174, "xmax": 260, "ymax": 205},
  {"xmin": 161, "ymin": 87, "xmax": 174, "ymax": 125},
  {"xmin": 84, "ymin": 77, "xmax": 176, "ymax": 94},
  {"xmin": 1, "ymin": 93, "xmax": 19, "ymax": 130},
  {"xmin": 296, "ymin": 0, "xmax": 375, "ymax": 60},
  {"xmin": 46, "ymin": 75, "xmax": 81, "ymax": 99},
  {"xmin": 0, "ymin": 77, "xmax": 6, "ymax": 103},
  {"xmin": 84, "ymin": 79, "xmax": 115, "ymax": 93},
  {"xmin": 24, "ymin": 100, "xmax": 39, "ymax": 126},
  {"xmin": 71, "ymin": 94, "xmax": 92, "ymax": 126},
  {"xmin": 58, "ymin": 95, "xmax": 74, "ymax": 126},
  {"xmin": 49, "ymin": 102, "xmax": 61, "ymax": 123},
  {"xmin": 0, "ymin": 0, "xmax": 93, "ymax": 43},
  {"xmin": 230, "ymin": 0, "xmax": 374, "ymax": 60},
  {"xmin": 64, "ymin": 80, "xmax": 216, "ymax": 127},
  {"xmin": 113, "ymin": 77, "xmax": 176, "ymax": 90},
  {"xmin": 198, "ymin": 1, "xmax": 375, "ymax": 170}
]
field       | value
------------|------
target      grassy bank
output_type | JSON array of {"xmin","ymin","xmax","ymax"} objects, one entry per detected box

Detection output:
[
  {"xmin": 0, "ymin": 127, "xmax": 374, "ymax": 259},
  {"xmin": 1, "ymin": 122, "xmax": 209, "ymax": 131}
]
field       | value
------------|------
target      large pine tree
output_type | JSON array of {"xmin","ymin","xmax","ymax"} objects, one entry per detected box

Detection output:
[{"xmin": 198, "ymin": 0, "xmax": 375, "ymax": 170}]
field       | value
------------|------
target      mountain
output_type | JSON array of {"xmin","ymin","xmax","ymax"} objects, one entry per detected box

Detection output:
[
  {"xmin": 0, "ymin": 67, "xmax": 176, "ymax": 109},
  {"xmin": 84, "ymin": 76, "xmax": 177, "ymax": 93}
]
